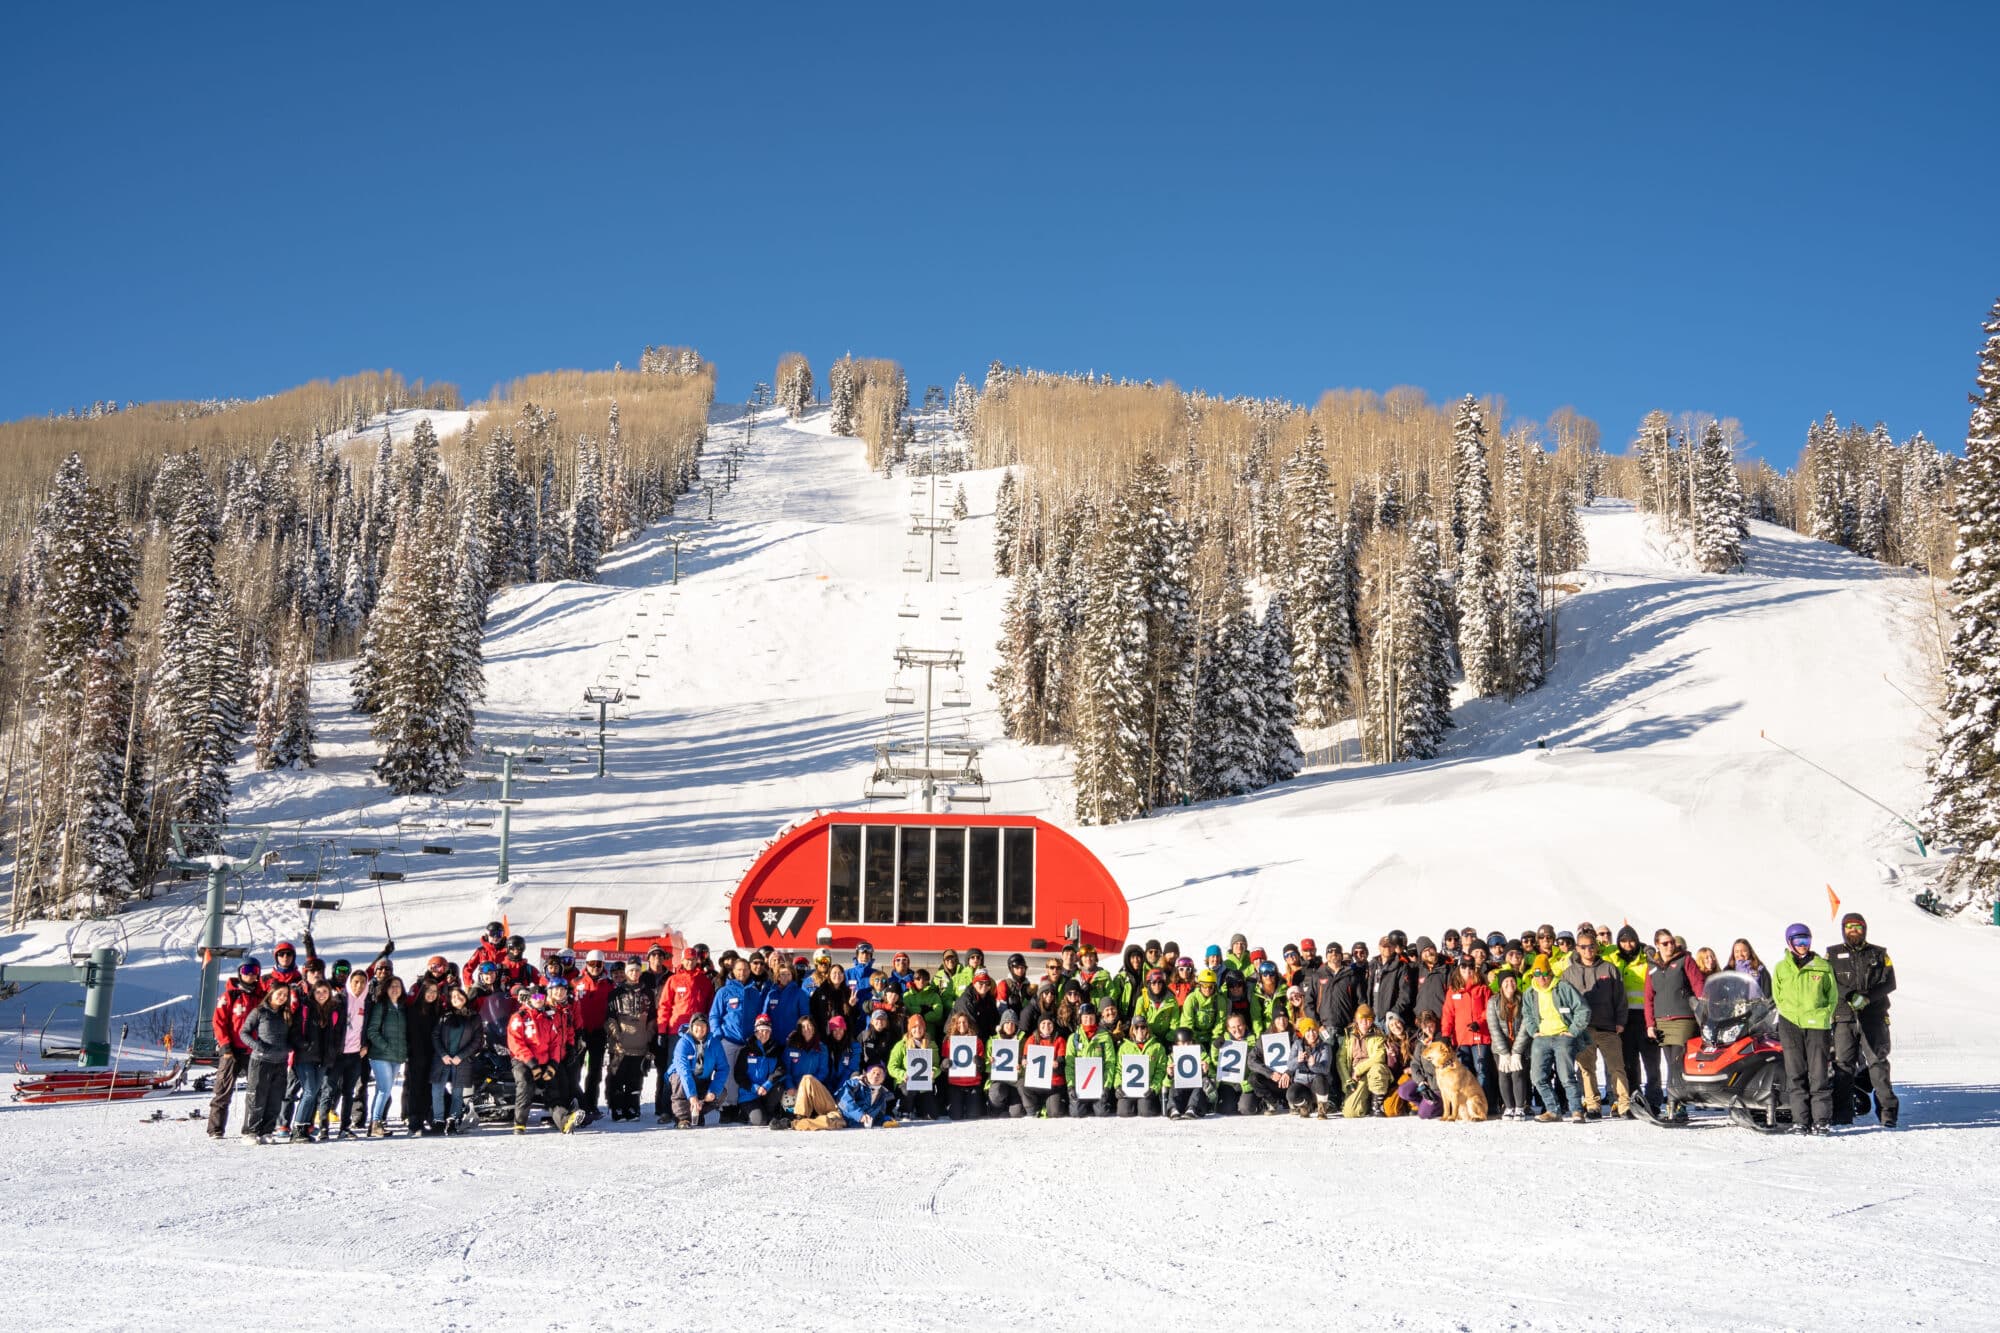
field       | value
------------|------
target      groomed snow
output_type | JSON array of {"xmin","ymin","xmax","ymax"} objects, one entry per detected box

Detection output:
[{"xmin": 2, "ymin": 405, "xmax": 1995, "ymax": 1329}]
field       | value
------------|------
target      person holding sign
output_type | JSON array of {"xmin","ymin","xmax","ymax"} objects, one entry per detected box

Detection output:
[
  {"xmin": 888, "ymin": 1013, "xmax": 940, "ymax": 1120},
  {"xmin": 942, "ymin": 1013, "xmax": 985, "ymax": 1121},
  {"xmin": 1022, "ymin": 1015, "xmax": 1068, "ymax": 1118},
  {"xmin": 984, "ymin": 1010, "xmax": 1027, "ymax": 1118},
  {"xmin": 1116, "ymin": 1016, "xmax": 1168, "ymax": 1117},
  {"xmin": 1067, "ymin": 1009, "xmax": 1116, "ymax": 1117},
  {"xmin": 1289, "ymin": 1018, "xmax": 1336, "ymax": 1119},
  {"xmin": 1212, "ymin": 1012, "xmax": 1253, "ymax": 1116},
  {"xmin": 1166, "ymin": 1027, "xmax": 1212, "ymax": 1119},
  {"xmin": 1244, "ymin": 1012, "xmax": 1297, "ymax": 1115}
]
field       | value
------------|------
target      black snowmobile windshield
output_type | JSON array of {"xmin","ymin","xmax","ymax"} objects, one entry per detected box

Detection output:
[{"xmin": 1695, "ymin": 970, "xmax": 1773, "ymax": 1035}]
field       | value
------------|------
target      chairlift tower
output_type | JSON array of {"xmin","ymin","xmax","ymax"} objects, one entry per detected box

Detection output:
[
  {"xmin": 871, "ymin": 645, "xmax": 982, "ymax": 812},
  {"xmin": 584, "ymin": 686, "xmax": 624, "ymax": 777},
  {"xmin": 168, "ymin": 822, "xmax": 270, "ymax": 1062}
]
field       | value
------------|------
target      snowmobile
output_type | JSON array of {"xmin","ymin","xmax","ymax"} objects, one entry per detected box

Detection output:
[{"xmin": 1633, "ymin": 969, "xmax": 1790, "ymax": 1133}]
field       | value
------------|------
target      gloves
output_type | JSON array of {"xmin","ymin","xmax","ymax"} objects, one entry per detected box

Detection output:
[
  {"xmin": 384, "ymin": 940, "xmax": 395, "ymax": 955},
  {"xmin": 302, "ymin": 931, "xmax": 315, "ymax": 954},
  {"xmin": 1848, "ymin": 993, "xmax": 1870, "ymax": 1012}
]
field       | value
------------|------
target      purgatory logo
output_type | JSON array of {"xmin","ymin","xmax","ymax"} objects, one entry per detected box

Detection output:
[{"xmin": 757, "ymin": 904, "xmax": 813, "ymax": 939}]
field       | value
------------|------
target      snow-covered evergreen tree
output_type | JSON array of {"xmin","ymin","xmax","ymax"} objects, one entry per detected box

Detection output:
[
  {"xmin": 1452, "ymin": 396, "xmax": 1502, "ymax": 696},
  {"xmin": 568, "ymin": 435, "xmax": 604, "ymax": 581},
  {"xmin": 778, "ymin": 356, "xmax": 815, "ymax": 418},
  {"xmin": 25, "ymin": 455, "xmax": 140, "ymax": 914},
  {"xmin": 1367, "ymin": 519, "xmax": 1456, "ymax": 762},
  {"xmin": 147, "ymin": 487, "xmax": 248, "ymax": 853},
  {"xmin": 269, "ymin": 633, "xmax": 318, "ymax": 770},
  {"xmin": 828, "ymin": 358, "xmax": 858, "ymax": 436},
  {"xmin": 993, "ymin": 563, "xmax": 1055, "ymax": 744},
  {"xmin": 1191, "ymin": 566, "xmax": 1264, "ymax": 799},
  {"xmin": 1690, "ymin": 421, "xmax": 1747, "ymax": 572},
  {"xmin": 1282, "ymin": 430, "xmax": 1353, "ymax": 726},
  {"xmin": 992, "ymin": 469, "xmax": 1020, "ymax": 576},
  {"xmin": 949, "ymin": 374, "xmax": 977, "ymax": 438},
  {"xmin": 1924, "ymin": 297, "xmax": 2000, "ymax": 912},
  {"xmin": 952, "ymin": 483, "xmax": 969, "ymax": 522},
  {"xmin": 370, "ymin": 491, "xmax": 483, "ymax": 795},
  {"xmin": 1258, "ymin": 594, "xmax": 1304, "ymax": 784}
]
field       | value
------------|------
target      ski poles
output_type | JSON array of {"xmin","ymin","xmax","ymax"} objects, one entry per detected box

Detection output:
[{"xmin": 102, "ymin": 1022, "xmax": 128, "ymax": 1121}]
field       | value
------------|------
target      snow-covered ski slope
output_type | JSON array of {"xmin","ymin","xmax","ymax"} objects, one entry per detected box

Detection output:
[{"xmin": 3, "ymin": 406, "xmax": 1997, "ymax": 1331}]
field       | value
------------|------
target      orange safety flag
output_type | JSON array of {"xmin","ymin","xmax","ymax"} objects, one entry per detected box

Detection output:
[{"xmin": 1826, "ymin": 885, "xmax": 1841, "ymax": 921}]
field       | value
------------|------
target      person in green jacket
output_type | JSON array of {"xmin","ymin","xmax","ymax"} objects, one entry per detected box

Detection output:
[
  {"xmin": 1773, "ymin": 923, "xmax": 1839, "ymax": 1135},
  {"xmin": 1066, "ymin": 1009, "xmax": 1117, "ymax": 1117},
  {"xmin": 1109, "ymin": 946, "xmax": 1148, "ymax": 1018},
  {"xmin": 902, "ymin": 969, "xmax": 949, "ymax": 1036},
  {"xmin": 1115, "ymin": 1016, "xmax": 1168, "ymax": 1117},
  {"xmin": 1179, "ymin": 969, "xmax": 1224, "ymax": 1043},
  {"xmin": 1134, "ymin": 969, "xmax": 1180, "ymax": 1039},
  {"xmin": 887, "ymin": 1013, "xmax": 941, "ymax": 1120},
  {"xmin": 1222, "ymin": 932, "xmax": 1254, "ymax": 978},
  {"xmin": 363, "ymin": 975, "xmax": 409, "ymax": 1138}
]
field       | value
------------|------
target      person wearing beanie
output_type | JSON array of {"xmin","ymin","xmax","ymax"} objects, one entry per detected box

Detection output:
[
  {"xmin": 1826, "ymin": 911, "xmax": 1900, "ymax": 1127},
  {"xmin": 667, "ymin": 1012, "xmax": 727, "ymax": 1128},
  {"xmin": 985, "ymin": 1008, "xmax": 1030, "ymax": 1118},
  {"xmin": 1608, "ymin": 924, "xmax": 1658, "ymax": 1115},
  {"xmin": 1340, "ymin": 1006, "xmax": 1392, "ymax": 1117},
  {"xmin": 1773, "ymin": 924, "xmax": 1839, "ymax": 1135},
  {"xmin": 1224, "ymin": 933, "xmax": 1253, "ymax": 977}
]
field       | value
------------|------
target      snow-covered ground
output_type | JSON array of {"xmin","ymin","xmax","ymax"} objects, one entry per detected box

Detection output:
[{"xmin": 3, "ymin": 405, "xmax": 1996, "ymax": 1329}]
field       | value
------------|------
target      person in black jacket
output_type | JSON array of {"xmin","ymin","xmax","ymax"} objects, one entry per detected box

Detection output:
[
  {"xmin": 403, "ymin": 977, "xmax": 444, "ymax": 1135},
  {"xmin": 603, "ymin": 960, "xmax": 656, "ymax": 1121},
  {"xmin": 1370, "ymin": 939, "xmax": 1416, "ymax": 1025},
  {"xmin": 1826, "ymin": 912, "xmax": 1899, "ymax": 1127},
  {"xmin": 1310, "ymin": 947, "xmax": 1366, "ymax": 1091},
  {"xmin": 240, "ymin": 986, "xmax": 296, "ymax": 1141},
  {"xmin": 287, "ymin": 980, "xmax": 345, "ymax": 1142},
  {"xmin": 1413, "ymin": 937, "xmax": 1452, "ymax": 1020},
  {"xmin": 430, "ymin": 984, "xmax": 483, "ymax": 1133},
  {"xmin": 951, "ymin": 970, "xmax": 1002, "ymax": 1039}
]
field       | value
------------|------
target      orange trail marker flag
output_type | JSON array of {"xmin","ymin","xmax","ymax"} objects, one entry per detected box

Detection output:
[{"xmin": 1826, "ymin": 885, "xmax": 1841, "ymax": 921}]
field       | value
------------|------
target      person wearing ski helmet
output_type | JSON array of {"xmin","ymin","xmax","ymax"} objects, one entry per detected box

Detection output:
[
  {"xmin": 846, "ymin": 942, "xmax": 878, "ymax": 1007},
  {"xmin": 206, "ymin": 960, "xmax": 264, "ymax": 1138},
  {"xmin": 1826, "ymin": 912, "xmax": 1899, "ymax": 1127},
  {"xmin": 463, "ymin": 921, "xmax": 509, "ymax": 987},
  {"xmin": 1773, "ymin": 923, "xmax": 1839, "ymax": 1134}
]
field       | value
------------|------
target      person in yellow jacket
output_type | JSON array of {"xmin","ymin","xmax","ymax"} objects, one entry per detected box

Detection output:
[
  {"xmin": 1608, "ymin": 925, "xmax": 1657, "ymax": 1116},
  {"xmin": 1134, "ymin": 968, "xmax": 1180, "ymax": 1040},
  {"xmin": 1342, "ymin": 1005, "xmax": 1393, "ymax": 1117},
  {"xmin": 1773, "ymin": 923, "xmax": 1839, "ymax": 1135}
]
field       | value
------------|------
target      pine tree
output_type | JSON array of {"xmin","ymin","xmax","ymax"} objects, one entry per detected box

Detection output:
[
  {"xmin": 829, "ymin": 358, "xmax": 858, "ymax": 436},
  {"xmin": 251, "ymin": 660, "xmax": 280, "ymax": 769},
  {"xmin": 1690, "ymin": 421, "xmax": 1747, "ymax": 572},
  {"xmin": 1367, "ymin": 520, "xmax": 1456, "ymax": 762},
  {"xmin": 24, "ymin": 455, "xmax": 140, "ymax": 915},
  {"xmin": 1191, "ymin": 566, "xmax": 1263, "ymax": 799},
  {"xmin": 1283, "ymin": 431, "xmax": 1353, "ymax": 726},
  {"xmin": 949, "ymin": 374, "xmax": 977, "ymax": 437},
  {"xmin": 1497, "ymin": 519, "xmax": 1547, "ymax": 696},
  {"xmin": 992, "ymin": 469, "xmax": 1020, "ymax": 576},
  {"xmin": 1258, "ymin": 594, "xmax": 1304, "ymax": 784},
  {"xmin": 993, "ymin": 564, "xmax": 1053, "ymax": 743},
  {"xmin": 1452, "ymin": 396, "xmax": 1502, "ymax": 696},
  {"xmin": 1924, "ymin": 297, "xmax": 2000, "ymax": 912},
  {"xmin": 371, "ymin": 492, "xmax": 483, "ymax": 795},
  {"xmin": 568, "ymin": 435, "xmax": 604, "ymax": 581},
  {"xmin": 952, "ymin": 483, "xmax": 969, "ymax": 522}
]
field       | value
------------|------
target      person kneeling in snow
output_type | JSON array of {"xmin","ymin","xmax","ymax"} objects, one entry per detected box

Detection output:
[
  {"xmin": 669, "ymin": 1012, "xmax": 727, "ymax": 1129},
  {"xmin": 839, "ymin": 1063, "xmax": 896, "ymax": 1127}
]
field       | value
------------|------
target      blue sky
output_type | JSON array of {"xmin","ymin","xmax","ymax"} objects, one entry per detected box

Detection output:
[{"xmin": 3, "ymin": 3, "xmax": 1993, "ymax": 463}]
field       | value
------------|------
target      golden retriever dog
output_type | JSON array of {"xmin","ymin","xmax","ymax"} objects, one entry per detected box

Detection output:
[{"xmin": 1424, "ymin": 1041, "xmax": 1490, "ymax": 1123}]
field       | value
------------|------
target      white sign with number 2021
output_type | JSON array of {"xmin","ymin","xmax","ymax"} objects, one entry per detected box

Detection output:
[
  {"xmin": 1171, "ymin": 1044, "xmax": 1204, "ymax": 1090},
  {"xmin": 905, "ymin": 1046, "xmax": 934, "ymax": 1091}
]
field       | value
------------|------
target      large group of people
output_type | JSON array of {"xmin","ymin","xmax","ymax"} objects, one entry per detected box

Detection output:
[{"xmin": 206, "ymin": 912, "xmax": 1900, "ymax": 1141}]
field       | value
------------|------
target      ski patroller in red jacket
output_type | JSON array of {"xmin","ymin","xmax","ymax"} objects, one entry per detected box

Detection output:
[
  {"xmin": 546, "ymin": 1000, "xmax": 577, "ymax": 1060},
  {"xmin": 656, "ymin": 966, "xmax": 716, "ymax": 1036},
  {"xmin": 507, "ymin": 1004, "xmax": 558, "ymax": 1064},
  {"xmin": 569, "ymin": 969, "xmax": 615, "ymax": 1032},
  {"xmin": 462, "ymin": 940, "xmax": 507, "ymax": 987},
  {"xmin": 1439, "ymin": 982, "xmax": 1494, "ymax": 1046},
  {"xmin": 213, "ymin": 979, "xmax": 261, "ymax": 1055}
]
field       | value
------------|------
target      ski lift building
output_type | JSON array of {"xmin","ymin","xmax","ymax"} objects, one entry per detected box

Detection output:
[{"xmin": 730, "ymin": 812, "xmax": 1128, "ymax": 958}]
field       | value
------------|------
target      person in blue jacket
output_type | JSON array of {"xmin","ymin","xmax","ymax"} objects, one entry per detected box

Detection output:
[
  {"xmin": 763, "ymin": 959, "xmax": 809, "ymax": 1044},
  {"xmin": 838, "ymin": 1063, "xmax": 895, "ymax": 1127},
  {"xmin": 824, "ymin": 1013, "xmax": 860, "ymax": 1085},
  {"xmin": 667, "ymin": 1012, "xmax": 727, "ymax": 1128},
  {"xmin": 783, "ymin": 1015, "xmax": 831, "ymax": 1091},
  {"xmin": 708, "ymin": 958, "xmax": 770, "ymax": 1100},
  {"xmin": 846, "ymin": 942, "xmax": 878, "ymax": 1008},
  {"xmin": 733, "ymin": 1013, "xmax": 787, "ymax": 1125}
]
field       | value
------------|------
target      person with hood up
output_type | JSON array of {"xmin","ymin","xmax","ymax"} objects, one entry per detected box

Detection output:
[
  {"xmin": 1826, "ymin": 911, "xmax": 1899, "ymax": 1128},
  {"xmin": 1774, "ymin": 923, "xmax": 1839, "ymax": 1135},
  {"xmin": 1109, "ymin": 946, "xmax": 1148, "ymax": 1017},
  {"xmin": 667, "ymin": 1011, "xmax": 727, "ymax": 1128}
]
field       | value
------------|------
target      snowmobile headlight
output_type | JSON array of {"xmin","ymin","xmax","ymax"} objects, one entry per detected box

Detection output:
[{"xmin": 1717, "ymin": 1022, "xmax": 1744, "ymax": 1045}]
